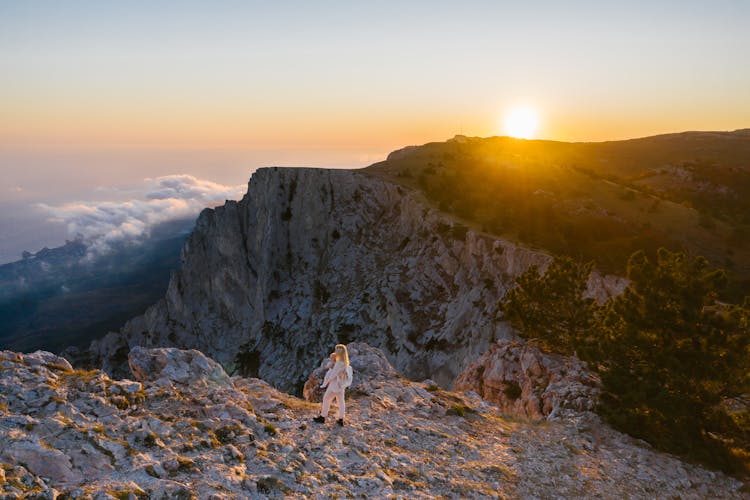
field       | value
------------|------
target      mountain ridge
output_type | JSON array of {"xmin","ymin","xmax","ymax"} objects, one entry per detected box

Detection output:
[
  {"xmin": 77, "ymin": 166, "xmax": 622, "ymax": 393},
  {"xmin": 366, "ymin": 131, "xmax": 750, "ymax": 291}
]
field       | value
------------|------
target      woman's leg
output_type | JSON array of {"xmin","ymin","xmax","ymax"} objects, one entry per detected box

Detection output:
[
  {"xmin": 336, "ymin": 389, "xmax": 346, "ymax": 420},
  {"xmin": 321, "ymin": 387, "xmax": 336, "ymax": 417}
]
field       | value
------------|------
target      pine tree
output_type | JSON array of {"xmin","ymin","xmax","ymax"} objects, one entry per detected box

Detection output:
[
  {"xmin": 500, "ymin": 256, "xmax": 597, "ymax": 355},
  {"xmin": 596, "ymin": 248, "xmax": 750, "ymax": 471}
]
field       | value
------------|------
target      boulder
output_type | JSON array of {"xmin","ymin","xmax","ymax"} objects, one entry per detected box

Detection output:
[
  {"xmin": 455, "ymin": 341, "xmax": 600, "ymax": 421},
  {"xmin": 23, "ymin": 350, "xmax": 73, "ymax": 372},
  {"xmin": 128, "ymin": 347, "xmax": 231, "ymax": 387},
  {"xmin": 3, "ymin": 439, "xmax": 81, "ymax": 484}
]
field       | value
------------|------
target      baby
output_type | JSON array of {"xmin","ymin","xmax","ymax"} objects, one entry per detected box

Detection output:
[{"xmin": 322, "ymin": 352, "xmax": 337, "ymax": 381}]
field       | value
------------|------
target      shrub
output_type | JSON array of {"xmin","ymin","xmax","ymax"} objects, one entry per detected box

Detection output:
[
  {"xmin": 446, "ymin": 403, "xmax": 474, "ymax": 417},
  {"xmin": 313, "ymin": 280, "xmax": 330, "ymax": 304},
  {"xmin": 215, "ymin": 423, "xmax": 242, "ymax": 444},
  {"xmin": 234, "ymin": 346, "xmax": 261, "ymax": 378},
  {"xmin": 263, "ymin": 423, "xmax": 278, "ymax": 436}
]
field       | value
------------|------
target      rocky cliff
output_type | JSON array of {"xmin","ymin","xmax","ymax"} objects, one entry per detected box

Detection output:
[
  {"xmin": 1, "ymin": 347, "xmax": 744, "ymax": 498},
  {"xmin": 455, "ymin": 341, "xmax": 601, "ymax": 421},
  {"xmin": 83, "ymin": 167, "xmax": 623, "ymax": 392}
]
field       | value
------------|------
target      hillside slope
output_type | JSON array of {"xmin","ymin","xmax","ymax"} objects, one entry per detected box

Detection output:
[
  {"xmin": 0, "ymin": 346, "xmax": 744, "ymax": 498},
  {"xmin": 366, "ymin": 131, "xmax": 750, "ymax": 296}
]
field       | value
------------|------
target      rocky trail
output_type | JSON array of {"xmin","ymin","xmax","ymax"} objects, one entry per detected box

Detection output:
[{"xmin": 1, "ymin": 345, "xmax": 745, "ymax": 499}]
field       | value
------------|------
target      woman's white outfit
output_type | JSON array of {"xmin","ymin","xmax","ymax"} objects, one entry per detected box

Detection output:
[{"xmin": 321, "ymin": 361, "xmax": 347, "ymax": 419}]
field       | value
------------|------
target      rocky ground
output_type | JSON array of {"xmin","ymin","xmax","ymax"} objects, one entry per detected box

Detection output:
[{"xmin": 1, "ymin": 345, "xmax": 746, "ymax": 499}]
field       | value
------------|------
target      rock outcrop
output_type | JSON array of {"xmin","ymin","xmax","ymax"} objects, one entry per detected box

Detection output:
[
  {"xmin": 1, "ymin": 347, "xmax": 746, "ymax": 498},
  {"xmin": 455, "ymin": 341, "xmax": 601, "ymax": 421},
  {"xmin": 128, "ymin": 346, "xmax": 232, "ymax": 388},
  {"xmin": 83, "ymin": 167, "xmax": 622, "ymax": 392}
]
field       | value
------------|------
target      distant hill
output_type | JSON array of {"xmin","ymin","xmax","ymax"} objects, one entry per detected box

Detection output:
[
  {"xmin": 0, "ymin": 217, "xmax": 194, "ymax": 353},
  {"xmin": 365, "ymin": 130, "xmax": 750, "ymax": 299}
]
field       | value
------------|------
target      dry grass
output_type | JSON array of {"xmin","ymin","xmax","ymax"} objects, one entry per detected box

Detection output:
[{"xmin": 43, "ymin": 361, "xmax": 73, "ymax": 373}]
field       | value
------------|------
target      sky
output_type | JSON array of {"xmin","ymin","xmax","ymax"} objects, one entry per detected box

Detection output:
[{"xmin": 0, "ymin": 0, "xmax": 748, "ymax": 262}]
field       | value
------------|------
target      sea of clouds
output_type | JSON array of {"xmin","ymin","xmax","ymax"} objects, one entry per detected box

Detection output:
[{"xmin": 38, "ymin": 175, "xmax": 246, "ymax": 256}]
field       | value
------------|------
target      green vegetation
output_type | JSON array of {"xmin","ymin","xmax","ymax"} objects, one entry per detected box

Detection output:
[
  {"xmin": 446, "ymin": 403, "xmax": 474, "ymax": 417},
  {"xmin": 107, "ymin": 488, "xmax": 148, "ymax": 500},
  {"xmin": 263, "ymin": 423, "xmax": 278, "ymax": 436},
  {"xmin": 256, "ymin": 475, "xmax": 290, "ymax": 495},
  {"xmin": 500, "ymin": 257, "xmax": 597, "ymax": 355},
  {"xmin": 142, "ymin": 431, "xmax": 160, "ymax": 448},
  {"xmin": 234, "ymin": 344, "xmax": 261, "ymax": 378},
  {"xmin": 596, "ymin": 250, "xmax": 750, "ymax": 474},
  {"xmin": 373, "ymin": 135, "xmax": 750, "ymax": 473},
  {"xmin": 367, "ymin": 133, "xmax": 750, "ymax": 300},
  {"xmin": 501, "ymin": 251, "xmax": 750, "ymax": 476}
]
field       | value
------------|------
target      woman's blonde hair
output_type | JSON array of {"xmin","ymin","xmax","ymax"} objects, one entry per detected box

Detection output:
[{"xmin": 334, "ymin": 344, "xmax": 350, "ymax": 366}]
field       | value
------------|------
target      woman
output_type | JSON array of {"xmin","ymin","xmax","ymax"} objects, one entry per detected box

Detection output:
[{"xmin": 313, "ymin": 344, "xmax": 352, "ymax": 426}]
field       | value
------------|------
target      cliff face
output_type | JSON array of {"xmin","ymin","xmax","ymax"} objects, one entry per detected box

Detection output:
[
  {"xmin": 455, "ymin": 341, "xmax": 601, "ymax": 421},
  {"xmin": 87, "ymin": 167, "xmax": 621, "ymax": 392}
]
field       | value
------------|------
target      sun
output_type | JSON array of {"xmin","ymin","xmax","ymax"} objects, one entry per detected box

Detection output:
[{"xmin": 504, "ymin": 106, "xmax": 539, "ymax": 139}]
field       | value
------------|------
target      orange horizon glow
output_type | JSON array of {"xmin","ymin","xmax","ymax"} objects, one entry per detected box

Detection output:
[
  {"xmin": 2, "ymin": 89, "xmax": 746, "ymax": 150},
  {"xmin": 0, "ymin": 115, "xmax": 750, "ymax": 149},
  {"xmin": 2, "ymin": 87, "xmax": 748, "ymax": 150},
  {"xmin": 1, "ymin": 3, "xmax": 748, "ymax": 152}
]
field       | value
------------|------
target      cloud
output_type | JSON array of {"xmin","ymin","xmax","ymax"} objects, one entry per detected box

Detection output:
[
  {"xmin": 39, "ymin": 175, "xmax": 245, "ymax": 256},
  {"xmin": 144, "ymin": 175, "xmax": 244, "ymax": 203}
]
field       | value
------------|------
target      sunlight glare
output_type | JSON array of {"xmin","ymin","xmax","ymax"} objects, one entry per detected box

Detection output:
[{"xmin": 504, "ymin": 107, "xmax": 539, "ymax": 139}]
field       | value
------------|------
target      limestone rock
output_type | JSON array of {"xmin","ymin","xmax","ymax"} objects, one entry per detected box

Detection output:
[
  {"xmin": 128, "ymin": 346, "xmax": 231, "ymax": 387},
  {"xmin": 81, "ymin": 167, "xmax": 623, "ymax": 392},
  {"xmin": 0, "ymin": 347, "xmax": 745, "ymax": 498},
  {"xmin": 4, "ymin": 439, "xmax": 81, "ymax": 484},
  {"xmin": 23, "ymin": 350, "xmax": 74, "ymax": 372},
  {"xmin": 455, "ymin": 341, "xmax": 601, "ymax": 421}
]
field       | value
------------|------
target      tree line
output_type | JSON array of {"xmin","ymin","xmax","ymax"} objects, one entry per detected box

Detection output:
[{"xmin": 501, "ymin": 249, "xmax": 750, "ymax": 476}]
